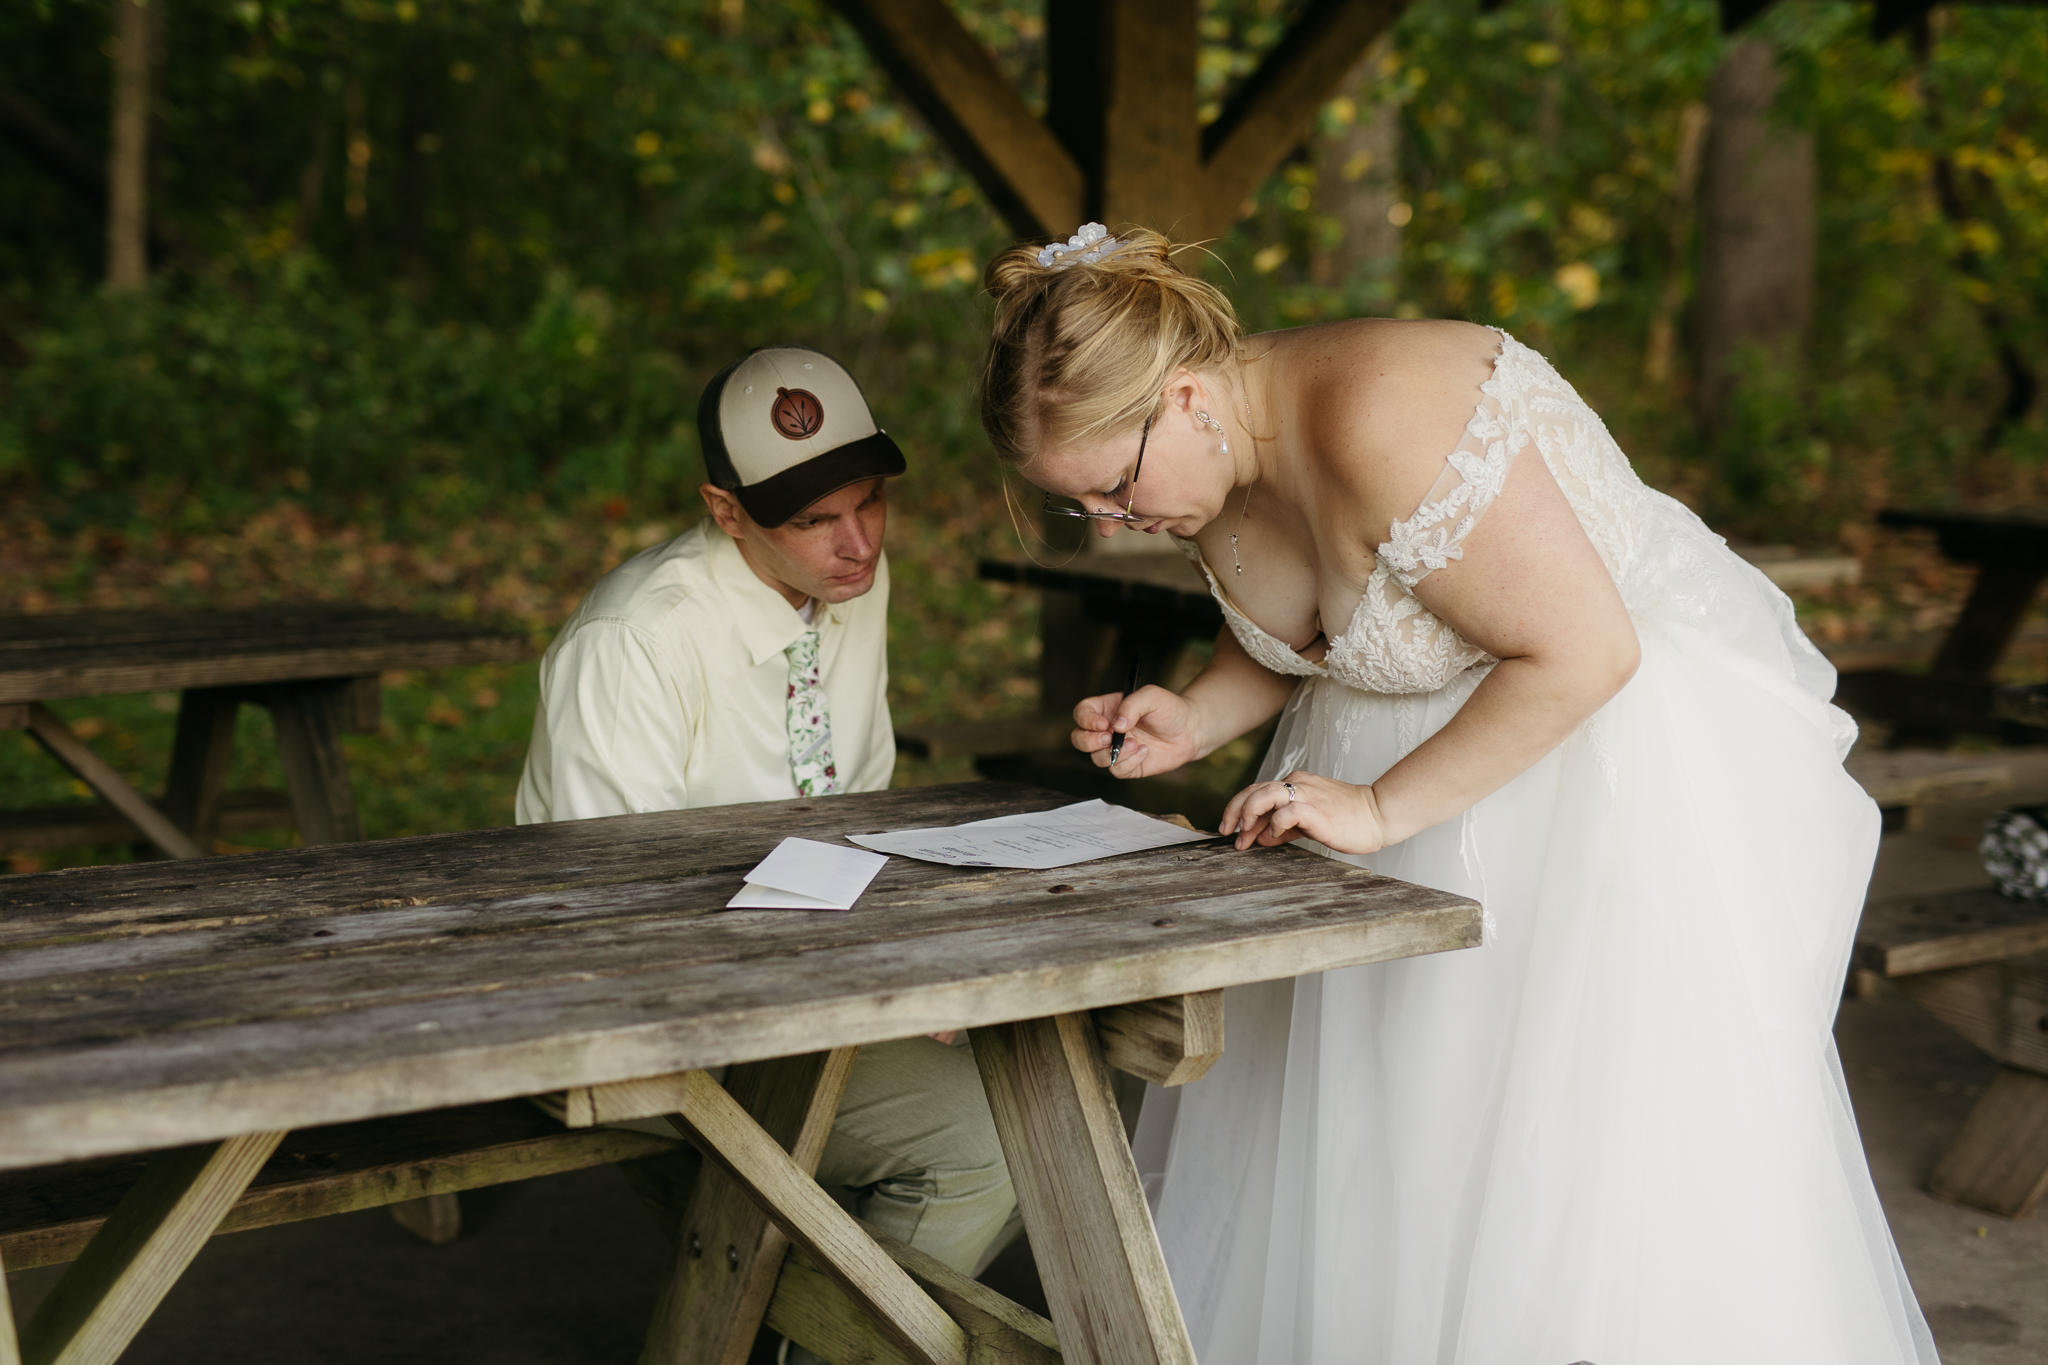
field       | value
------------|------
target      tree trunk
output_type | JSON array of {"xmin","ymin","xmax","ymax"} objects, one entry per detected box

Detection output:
[
  {"xmin": 106, "ymin": 0, "xmax": 151, "ymax": 291},
  {"xmin": 1644, "ymin": 101, "xmax": 1710, "ymax": 386},
  {"xmin": 1310, "ymin": 37, "xmax": 1401, "ymax": 291},
  {"xmin": 1696, "ymin": 36, "xmax": 1815, "ymax": 430}
]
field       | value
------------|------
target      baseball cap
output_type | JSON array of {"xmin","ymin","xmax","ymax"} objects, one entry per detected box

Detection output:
[{"xmin": 697, "ymin": 347, "xmax": 906, "ymax": 527}]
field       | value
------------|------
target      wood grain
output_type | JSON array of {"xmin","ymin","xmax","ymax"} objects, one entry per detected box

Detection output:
[
  {"xmin": 1856, "ymin": 889, "xmax": 2048, "ymax": 978},
  {"xmin": 268, "ymin": 681, "xmax": 363, "ymax": 844},
  {"xmin": 768, "ymin": 1222, "xmax": 1061, "ymax": 1365},
  {"xmin": 1094, "ymin": 991, "xmax": 1223, "ymax": 1087},
  {"xmin": 18, "ymin": 1130, "xmax": 286, "ymax": 1365},
  {"xmin": 0, "ymin": 783, "xmax": 1479, "ymax": 1170},
  {"xmin": 668, "ymin": 1069, "xmax": 968, "ymax": 1365},
  {"xmin": 640, "ymin": 1051, "xmax": 857, "ymax": 1365},
  {"xmin": 1927, "ymin": 1066, "xmax": 2048, "ymax": 1218},
  {"xmin": 1843, "ymin": 749, "xmax": 2012, "ymax": 811},
  {"xmin": 971, "ymin": 1014, "xmax": 1193, "ymax": 1365},
  {"xmin": 0, "ymin": 607, "xmax": 526, "ymax": 704},
  {"xmin": 0, "ymin": 791, "xmax": 292, "ymax": 856}
]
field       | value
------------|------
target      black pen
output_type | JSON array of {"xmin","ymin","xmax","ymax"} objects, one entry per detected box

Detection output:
[{"xmin": 1109, "ymin": 656, "xmax": 1141, "ymax": 767}]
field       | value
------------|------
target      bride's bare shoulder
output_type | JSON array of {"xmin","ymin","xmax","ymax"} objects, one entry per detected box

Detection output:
[{"xmin": 1260, "ymin": 318, "xmax": 1503, "ymax": 534}]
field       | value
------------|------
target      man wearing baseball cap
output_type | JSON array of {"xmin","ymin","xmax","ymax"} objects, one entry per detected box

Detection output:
[{"xmin": 516, "ymin": 348, "xmax": 1016, "ymax": 1303}]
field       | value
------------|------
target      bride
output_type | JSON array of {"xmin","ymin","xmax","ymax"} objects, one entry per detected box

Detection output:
[{"xmin": 979, "ymin": 225, "xmax": 1938, "ymax": 1364}]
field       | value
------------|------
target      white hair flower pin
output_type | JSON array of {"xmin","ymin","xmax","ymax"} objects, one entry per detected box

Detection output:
[{"xmin": 1037, "ymin": 223, "xmax": 1132, "ymax": 270}]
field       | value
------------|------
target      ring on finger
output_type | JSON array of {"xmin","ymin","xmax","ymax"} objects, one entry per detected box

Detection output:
[{"xmin": 1283, "ymin": 782, "xmax": 1298, "ymax": 803}]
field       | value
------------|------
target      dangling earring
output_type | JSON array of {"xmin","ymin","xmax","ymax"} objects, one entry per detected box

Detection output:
[{"xmin": 1196, "ymin": 410, "xmax": 1254, "ymax": 576}]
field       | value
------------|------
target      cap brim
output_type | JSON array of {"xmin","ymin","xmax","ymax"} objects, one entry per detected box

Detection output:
[{"xmin": 733, "ymin": 430, "xmax": 907, "ymax": 528}]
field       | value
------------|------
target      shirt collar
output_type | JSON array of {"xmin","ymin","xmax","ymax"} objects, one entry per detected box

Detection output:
[{"xmin": 704, "ymin": 523, "xmax": 819, "ymax": 668}]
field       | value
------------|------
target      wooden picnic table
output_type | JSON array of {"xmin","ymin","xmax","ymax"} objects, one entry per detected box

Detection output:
[
  {"xmin": 1837, "ymin": 507, "xmax": 2048, "ymax": 746},
  {"xmin": 0, "ymin": 606, "xmax": 528, "ymax": 859},
  {"xmin": 0, "ymin": 781, "xmax": 1479, "ymax": 1365}
]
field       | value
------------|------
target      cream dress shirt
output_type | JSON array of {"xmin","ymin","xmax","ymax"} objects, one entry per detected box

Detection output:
[{"xmin": 515, "ymin": 519, "xmax": 894, "ymax": 822}]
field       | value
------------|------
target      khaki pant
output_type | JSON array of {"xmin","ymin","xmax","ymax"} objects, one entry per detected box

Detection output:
[{"xmin": 543, "ymin": 1035, "xmax": 1017, "ymax": 1280}]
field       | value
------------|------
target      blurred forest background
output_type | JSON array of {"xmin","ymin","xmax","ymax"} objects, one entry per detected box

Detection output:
[{"xmin": 2, "ymin": 0, "xmax": 2045, "ymax": 862}]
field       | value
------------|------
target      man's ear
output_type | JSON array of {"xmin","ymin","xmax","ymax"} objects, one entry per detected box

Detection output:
[{"xmin": 700, "ymin": 483, "xmax": 747, "ymax": 540}]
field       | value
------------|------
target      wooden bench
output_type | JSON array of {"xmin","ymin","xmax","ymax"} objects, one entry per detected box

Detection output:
[
  {"xmin": 1844, "ymin": 748, "xmax": 2014, "ymax": 833},
  {"xmin": 1856, "ymin": 888, "xmax": 2048, "ymax": 1216}
]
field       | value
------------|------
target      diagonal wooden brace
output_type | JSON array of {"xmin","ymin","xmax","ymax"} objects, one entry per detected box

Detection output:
[
  {"xmin": 17, "ymin": 1130, "xmax": 287, "ymax": 1365},
  {"xmin": 651, "ymin": 1068, "xmax": 969, "ymax": 1365},
  {"xmin": 23, "ymin": 703, "xmax": 203, "ymax": 861},
  {"xmin": 636, "ymin": 1050, "xmax": 859, "ymax": 1365}
]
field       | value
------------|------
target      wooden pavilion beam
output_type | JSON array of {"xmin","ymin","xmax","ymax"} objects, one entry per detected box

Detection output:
[
  {"xmin": 836, "ymin": 0, "xmax": 1406, "ymax": 243},
  {"xmin": 1200, "ymin": 0, "xmax": 1408, "ymax": 234},
  {"xmin": 826, "ymin": 0, "xmax": 1084, "ymax": 237}
]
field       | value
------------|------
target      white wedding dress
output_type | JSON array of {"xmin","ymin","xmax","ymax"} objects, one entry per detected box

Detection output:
[{"xmin": 1141, "ymin": 332, "xmax": 1939, "ymax": 1364}]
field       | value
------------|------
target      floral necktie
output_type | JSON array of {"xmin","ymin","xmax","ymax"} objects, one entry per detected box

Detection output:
[{"xmin": 784, "ymin": 628, "xmax": 838, "ymax": 797}]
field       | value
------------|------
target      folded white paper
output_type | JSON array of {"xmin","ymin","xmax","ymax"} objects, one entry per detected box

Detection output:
[
  {"xmin": 727, "ymin": 837, "xmax": 888, "ymax": 911},
  {"xmin": 848, "ymin": 799, "xmax": 1207, "ymax": 870}
]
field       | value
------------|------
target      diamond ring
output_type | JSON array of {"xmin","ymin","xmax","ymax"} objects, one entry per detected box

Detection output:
[{"xmin": 1283, "ymin": 782, "xmax": 1298, "ymax": 803}]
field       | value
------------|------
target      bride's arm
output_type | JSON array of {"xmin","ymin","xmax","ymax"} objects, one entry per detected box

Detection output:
[
  {"xmin": 1222, "ymin": 449, "xmax": 1639, "ymax": 852},
  {"xmin": 1071, "ymin": 627, "xmax": 1297, "ymax": 779}
]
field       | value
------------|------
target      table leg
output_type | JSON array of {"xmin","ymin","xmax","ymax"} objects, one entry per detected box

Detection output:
[
  {"xmin": 969, "ymin": 1014, "xmax": 1196, "ymax": 1365},
  {"xmin": 1889, "ymin": 561, "xmax": 2048, "ymax": 748},
  {"xmin": 21, "ymin": 704, "xmax": 203, "ymax": 861},
  {"xmin": 265, "ymin": 681, "xmax": 363, "ymax": 845},
  {"xmin": 160, "ymin": 687, "xmax": 242, "ymax": 853},
  {"xmin": 1926, "ymin": 1066, "xmax": 2048, "ymax": 1218},
  {"xmin": 640, "ymin": 1049, "xmax": 858, "ymax": 1365},
  {"xmin": 0, "ymin": 1243, "xmax": 20, "ymax": 1365},
  {"xmin": 654, "ymin": 1068, "xmax": 967, "ymax": 1365},
  {"xmin": 16, "ymin": 1130, "xmax": 287, "ymax": 1365}
]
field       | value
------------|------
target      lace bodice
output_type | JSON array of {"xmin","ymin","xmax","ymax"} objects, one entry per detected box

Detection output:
[{"xmin": 1179, "ymin": 330, "xmax": 1653, "ymax": 696}]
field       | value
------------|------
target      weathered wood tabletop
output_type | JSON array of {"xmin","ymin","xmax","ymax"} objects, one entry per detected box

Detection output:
[
  {"xmin": 0, "ymin": 781, "xmax": 1480, "ymax": 1365},
  {"xmin": 0, "ymin": 605, "xmax": 528, "ymax": 858}
]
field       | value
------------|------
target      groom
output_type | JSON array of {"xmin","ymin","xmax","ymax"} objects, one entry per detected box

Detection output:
[{"xmin": 516, "ymin": 347, "xmax": 1017, "ymax": 1290}]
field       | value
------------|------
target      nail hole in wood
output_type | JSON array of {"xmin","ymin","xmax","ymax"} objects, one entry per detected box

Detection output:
[
  {"xmin": 727, "ymin": 1244, "xmax": 740, "ymax": 1272},
  {"xmin": 311, "ymin": 930, "xmax": 334, "ymax": 937},
  {"xmin": 1153, "ymin": 917, "xmax": 1177, "ymax": 927},
  {"xmin": 1048, "ymin": 884, "xmax": 1075, "ymax": 894},
  {"xmin": 688, "ymin": 1232, "xmax": 702, "ymax": 1258}
]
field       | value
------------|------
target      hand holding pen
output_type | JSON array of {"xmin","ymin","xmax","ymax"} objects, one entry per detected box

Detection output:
[
  {"xmin": 1109, "ymin": 657, "xmax": 1140, "ymax": 767},
  {"xmin": 1070, "ymin": 661, "xmax": 1206, "ymax": 779}
]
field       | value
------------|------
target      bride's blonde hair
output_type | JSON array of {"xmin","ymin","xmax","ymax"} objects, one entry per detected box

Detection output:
[{"xmin": 980, "ymin": 227, "xmax": 1241, "ymax": 464}]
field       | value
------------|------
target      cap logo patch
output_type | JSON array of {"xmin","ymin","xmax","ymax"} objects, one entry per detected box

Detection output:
[{"xmin": 771, "ymin": 387, "xmax": 824, "ymax": 440}]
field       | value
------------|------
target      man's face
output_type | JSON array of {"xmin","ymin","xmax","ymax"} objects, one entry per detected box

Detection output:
[{"xmin": 706, "ymin": 478, "xmax": 888, "ymax": 607}]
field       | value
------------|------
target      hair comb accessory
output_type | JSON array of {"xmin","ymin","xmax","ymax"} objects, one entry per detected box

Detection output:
[{"xmin": 1036, "ymin": 223, "xmax": 1134, "ymax": 271}]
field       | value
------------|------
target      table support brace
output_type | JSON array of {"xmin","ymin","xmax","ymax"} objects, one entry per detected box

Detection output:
[
  {"xmin": 656, "ymin": 1068, "xmax": 968, "ymax": 1365},
  {"xmin": 971, "ymin": 1014, "xmax": 1196, "ymax": 1365},
  {"xmin": 23, "ymin": 704, "xmax": 203, "ymax": 861},
  {"xmin": 636, "ymin": 1049, "xmax": 859, "ymax": 1365},
  {"xmin": 16, "ymin": 1129, "xmax": 287, "ymax": 1365}
]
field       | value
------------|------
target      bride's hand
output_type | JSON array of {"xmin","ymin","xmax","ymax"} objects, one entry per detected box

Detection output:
[
  {"xmin": 1072, "ymin": 685, "xmax": 1203, "ymax": 778},
  {"xmin": 1220, "ymin": 771, "xmax": 1388, "ymax": 854}
]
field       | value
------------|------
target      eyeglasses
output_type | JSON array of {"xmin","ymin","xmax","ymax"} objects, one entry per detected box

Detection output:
[{"xmin": 1044, "ymin": 415, "xmax": 1151, "ymax": 524}]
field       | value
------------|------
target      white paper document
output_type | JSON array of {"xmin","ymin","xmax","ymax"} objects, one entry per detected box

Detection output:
[
  {"xmin": 727, "ymin": 837, "xmax": 889, "ymax": 911},
  {"xmin": 848, "ymin": 799, "xmax": 1208, "ymax": 870}
]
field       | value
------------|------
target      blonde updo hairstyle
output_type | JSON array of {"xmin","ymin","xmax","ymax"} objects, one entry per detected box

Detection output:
[{"xmin": 980, "ymin": 227, "xmax": 1242, "ymax": 467}]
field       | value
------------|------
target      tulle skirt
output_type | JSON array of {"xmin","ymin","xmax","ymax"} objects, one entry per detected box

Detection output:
[{"xmin": 1131, "ymin": 566, "xmax": 1939, "ymax": 1362}]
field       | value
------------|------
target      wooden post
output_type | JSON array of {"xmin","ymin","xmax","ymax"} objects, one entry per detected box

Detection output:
[
  {"xmin": 1099, "ymin": 0, "xmax": 1201, "ymax": 235},
  {"xmin": 970, "ymin": 1014, "xmax": 1195, "ymax": 1365},
  {"xmin": 19, "ymin": 1131, "xmax": 287, "ymax": 1365},
  {"xmin": 160, "ymin": 688, "xmax": 242, "ymax": 852},
  {"xmin": 106, "ymin": 0, "xmax": 151, "ymax": 291},
  {"xmin": 0, "ymin": 1242, "xmax": 20, "ymax": 1365},
  {"xmin": 266, "ymin": 682, "xmax": 364, "ymax": 845},
  {"xmin": 639, "ymin": 1050, "xmax": 862, "ymax": 1365}
]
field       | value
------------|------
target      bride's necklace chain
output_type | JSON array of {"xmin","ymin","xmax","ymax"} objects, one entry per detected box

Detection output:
[{"xmin": 1196, "ymin": 388, "xmax": 1260, "ymax": 577}]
